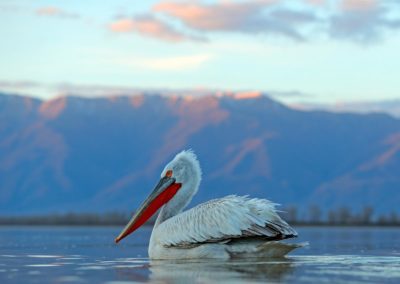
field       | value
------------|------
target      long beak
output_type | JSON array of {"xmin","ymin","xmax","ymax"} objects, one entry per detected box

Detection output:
[{"xmin": 115, "ymin": 176, "xmax": 181, "ymax": 243}]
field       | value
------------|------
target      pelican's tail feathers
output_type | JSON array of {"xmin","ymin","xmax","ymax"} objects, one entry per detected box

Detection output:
[
  {"xmin": 255, "ymin": 241, "xmax": 308, "ymax": 258},
  {"xmin": 227, "ymin": 241, "xmax": 308, "ymax": 259}
]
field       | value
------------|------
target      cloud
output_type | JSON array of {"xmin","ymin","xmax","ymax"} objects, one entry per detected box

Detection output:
[
  {"xmin": 329, "ymin": 1, "xmax": 400, "ymax": 43},
  {"xmin": 0, "ymin": 4, "xmax": 25, "ymax": 13},
  {"xmin": 108, "ymin": 0, "xmax": 400, "ymax": 44},
  {"xmin": 153, "ymin": 1, "xmax": 271, "ymax": 31},
  {"xmin": 304, "ymin": 0, "xmax": 326, "ymax": 6},
  {"xmin": 0, "ymin": 80, "xmax": 41, "ymax": 89},
  {"xmin": 0, "ymin": 80, "xmax": 148, "ymax": 98},
  {"xmin": 341, "ymin": 0, "xmax": 377, "ymax": 11},
  {"xmin": 153, "ymin": 0, "xmax": 314, "ymax": 41},
  {"xmin": 291, "ymin": 99, "xmax": 400, "ymax": 118},
  {"xmin": 267, "ymin": 90, "xmax": 313, "ymax": 98},
  {"xmin": 109, "ymin": 14, "xmax": 205, "ymax": 43},
  {"xmin": 36, "ymin": 6, "xmax": 79, "ymax": 19},
  {"xmin": 0, "ymin": 77, "xmax": 211, "ymax": 98}
]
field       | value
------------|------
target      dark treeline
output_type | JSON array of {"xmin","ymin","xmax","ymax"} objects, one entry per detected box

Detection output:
[
  {"xmin": 0, "ymin": 212, "xmax": 130, "ymax": 226},
  {"xmin": 1, "ymin": 206, "xmax": 399, "ymax": 226},
  {"xmin": 282, "ymin": 205, "xmax": 400, "ymax": 226}
]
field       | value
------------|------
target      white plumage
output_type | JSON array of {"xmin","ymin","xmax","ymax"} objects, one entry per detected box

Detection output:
[
  {"xmin": 153, "ymin": 195, "xmax": 296, "ymax": 247},
  {"xmin": 116, "ymin": 150, "xmax": 304, "ymax": 259}
]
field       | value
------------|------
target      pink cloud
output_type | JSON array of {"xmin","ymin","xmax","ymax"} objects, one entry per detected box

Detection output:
[
  {"xmin": 110, "ymin": 19, "xmax": 137, "ymax": 32},
  {"xmin": 153, "ymin": 1, "xmax": 274, "ymax": 31},
  {"xmin": 109, "ymin": 15, "xmax": 204, "ymax": 43},
  {"xmin": 152, "ymin": 0, "xmax": 311, "ymax": 40},
  {"xmin": 108, "ymin": 0, "xmax": 399, "ymax": 44},
  {"xmin": 36, "ymin": 6, "xmax": 62, "ymax": 16},
  {"xmin": 341, "ymin": 0, "xmax": 377, "ymax": 11},
  {"xmin": 36, "ymin": 6, "xmax": 79, "ymax": 18}
]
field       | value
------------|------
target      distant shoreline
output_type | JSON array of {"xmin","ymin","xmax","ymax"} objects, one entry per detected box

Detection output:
[
  {"xmin": 1, "ymin": 224, "xmax": 399, "ymax": 228},
  {"xmin": 0, "ymin": 213, "xmax": 399, "ymax": 227}
]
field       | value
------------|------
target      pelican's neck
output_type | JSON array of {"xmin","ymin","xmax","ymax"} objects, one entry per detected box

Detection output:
[
  {"xmin": 154, "ymin": 204, "xmax": 178, "ymax": 227},
  {"xmin": 154, "ymin": 175, "xmax": 200, "ymax": 227}
]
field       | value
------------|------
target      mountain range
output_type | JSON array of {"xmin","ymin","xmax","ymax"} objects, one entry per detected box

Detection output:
[{"xmin": 1, "ymin": 91, "xmax": 400, "ymax": 216}]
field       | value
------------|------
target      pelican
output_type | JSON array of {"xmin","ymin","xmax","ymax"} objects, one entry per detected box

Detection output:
[{"xmin": 115, "ymin": 150, "xmax": 303, "ymax": 259}]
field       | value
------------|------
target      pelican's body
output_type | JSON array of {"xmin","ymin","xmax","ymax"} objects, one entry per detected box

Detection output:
[{"xmin": 116, "ymin": 150, "xmax": 303, "ymax": 259}]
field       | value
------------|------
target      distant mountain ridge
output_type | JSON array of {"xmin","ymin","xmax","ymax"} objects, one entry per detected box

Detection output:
[{"xmin": 1, "ymin": 92, "xmax": 400, "ymax": 215}]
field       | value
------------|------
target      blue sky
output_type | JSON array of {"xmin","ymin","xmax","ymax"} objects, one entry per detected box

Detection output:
[{"xmin": 0, "ymin": 0, "xmax": 399, "ymax": 103}]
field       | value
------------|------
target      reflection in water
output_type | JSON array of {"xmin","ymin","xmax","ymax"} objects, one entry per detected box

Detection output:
[
  {"xmin": 2, "ymin": 253, "xmax": 400, "ymax": 283},
  {"xmin": 112, "ymin": 255, "xmax": 400, "ymax": 283},
  {"xmin": 1, "ymin": 227, "xmax": 400, "ymax": 283},
  {"xmin": 148, "ymin": 258, "xmax": 294, "ymax": 283}
]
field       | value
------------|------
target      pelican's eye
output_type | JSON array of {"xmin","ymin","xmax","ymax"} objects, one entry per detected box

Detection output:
[{"xmin": 165, "ymin": 170, "xmax": 173, "ymax": 178}]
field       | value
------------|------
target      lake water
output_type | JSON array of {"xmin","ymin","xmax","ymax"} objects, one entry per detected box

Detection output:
[{"xmin": 1, "ymin": 226, "xmax": 400, "ymax": 283}]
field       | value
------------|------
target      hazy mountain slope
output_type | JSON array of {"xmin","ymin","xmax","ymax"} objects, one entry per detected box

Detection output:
[{"xmin": 1, "ymin": 92, "xmax": 399, "ymax": 215}]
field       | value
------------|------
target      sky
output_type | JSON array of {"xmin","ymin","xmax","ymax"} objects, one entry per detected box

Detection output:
[{"xmin": 0, "ymin": 0, "xmax": 399, "ymax": 104}]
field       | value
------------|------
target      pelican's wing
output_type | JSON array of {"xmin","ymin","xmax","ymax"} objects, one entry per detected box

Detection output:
[{"xmin": 155, "ymin": 195, "xmax": 297, "ymax": 248}]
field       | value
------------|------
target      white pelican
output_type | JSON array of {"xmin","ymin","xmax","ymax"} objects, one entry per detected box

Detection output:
[{"xmin": 115, "ymin": 150, "xmax": 303, "ymax": 259}]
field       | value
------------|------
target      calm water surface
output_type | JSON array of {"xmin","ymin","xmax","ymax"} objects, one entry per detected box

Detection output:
[{"xmin": 1, "ymin": 226, "xmax": 399, "ymax": 283}]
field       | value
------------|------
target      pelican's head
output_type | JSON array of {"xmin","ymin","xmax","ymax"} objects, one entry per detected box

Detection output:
[
  {"xmin": 115, "ymin": 150, "xmax": 202, "ymax": 243},
  {"xmin": 160, "ymin": 149, "xmax": 202, "ymax": 193}
]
